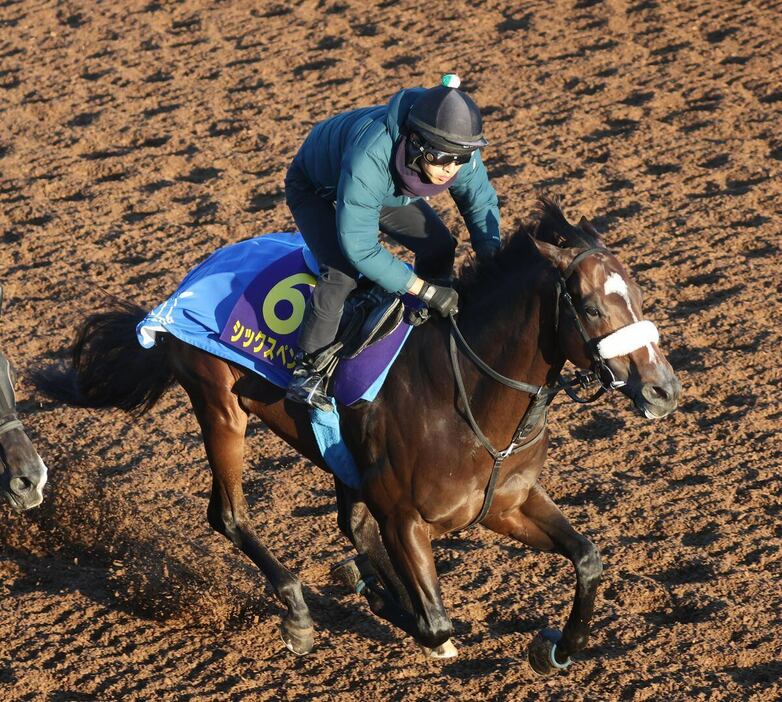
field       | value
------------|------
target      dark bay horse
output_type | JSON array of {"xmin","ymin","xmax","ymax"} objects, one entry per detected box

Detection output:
[
  {"xmin": 35, "ymin": 201, "xmax": 679, "ymax": 671},
  {"xmin": 0, "ymin": 286, "xmax": 49, "ymax": 511}
]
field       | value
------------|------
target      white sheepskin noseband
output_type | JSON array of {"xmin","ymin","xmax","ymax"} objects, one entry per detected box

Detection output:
[{"xmin": 596, "ymin": 320, "xmax": 659, "ymax": 359}]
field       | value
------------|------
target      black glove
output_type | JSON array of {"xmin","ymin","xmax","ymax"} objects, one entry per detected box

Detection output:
[
  {"xmin": 417, "ymin": 282, "xmax": 459, "ymax": 317},
  {"xmin": 474, "ymin": 241, "xmax": 499, "ymax": 265}
]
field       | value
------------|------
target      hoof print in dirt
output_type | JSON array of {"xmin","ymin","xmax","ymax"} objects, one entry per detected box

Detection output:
[{"xmin": 528, "ymin": 628, "xmax": 572, "ymax": 676}]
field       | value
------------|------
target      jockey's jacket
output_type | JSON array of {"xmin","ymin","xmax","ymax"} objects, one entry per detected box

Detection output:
[{"xmin": 291, "ymin": 88, "xmax": 501, "ymax": 295}]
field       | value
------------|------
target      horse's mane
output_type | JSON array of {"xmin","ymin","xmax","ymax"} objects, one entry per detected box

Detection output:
[{"xmin": 456, "ymin": 198, "xmax": 603, "ymax": 297}]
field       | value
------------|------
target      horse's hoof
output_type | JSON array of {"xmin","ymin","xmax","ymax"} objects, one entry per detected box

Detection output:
[
  {"xmin": 280, "ymin": 622, "xmax": 315, "ymax": 656},
  {"xmin": 528, "ymin": 628, "xmax": 572, "ymax": 676},
  {"xmin": 418, "ymin": 638, "xmax": 458, "ymax": 660}
]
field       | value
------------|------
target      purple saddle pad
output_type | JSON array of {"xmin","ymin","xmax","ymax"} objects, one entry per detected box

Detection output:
[{"xmin": 216, "ymin": 237, "xmax": 413, "ymax": 405}]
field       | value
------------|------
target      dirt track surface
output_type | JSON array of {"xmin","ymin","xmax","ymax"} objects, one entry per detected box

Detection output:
[{"xmin": 2, "ymin": 1, "xmax": 781, "ymax": 700}]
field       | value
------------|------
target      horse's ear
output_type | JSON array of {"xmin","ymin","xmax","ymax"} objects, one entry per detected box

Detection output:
[
  {"xmin": 578, "ymin": 216, "xmax": 605, "ymax": 246},
  {"xmin": 532, "ymin": 238, "xmax": 573, "ymax": 272}
]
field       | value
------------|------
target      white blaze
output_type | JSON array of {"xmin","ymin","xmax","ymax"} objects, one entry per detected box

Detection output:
[{"xmin": 604, "ymin": 273, "xmax": 636, "ymax": 322}]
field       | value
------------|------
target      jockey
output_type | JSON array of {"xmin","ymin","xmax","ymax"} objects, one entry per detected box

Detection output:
[{"xmin": 285, "ymin": 73, "xmax": 501, "ymax": 411}]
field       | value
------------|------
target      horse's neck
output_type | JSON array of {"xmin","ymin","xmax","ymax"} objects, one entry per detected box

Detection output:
[{"xmin": 454, "ymin": 262, "xmax": 563, "ymax": 420}]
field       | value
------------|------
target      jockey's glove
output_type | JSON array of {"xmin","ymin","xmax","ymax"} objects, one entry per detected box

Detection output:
[{"xmin": 417, "ymin": 282, "xmax": 459, "ymax": 317}]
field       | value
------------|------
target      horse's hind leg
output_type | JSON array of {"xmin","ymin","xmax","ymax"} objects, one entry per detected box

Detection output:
[
  {"xmin": 483, "ymin": 482, "xmax": 602, "ymax": 674},
  {"xmin": 334, "ymin": 482, "xmax": 417, "ymax": 626},
  {"xmin": 180, "ymin": 364, "xmax": 314, "ymax": 654}
]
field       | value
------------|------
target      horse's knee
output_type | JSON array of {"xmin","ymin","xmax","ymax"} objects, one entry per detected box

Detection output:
[
  {"xmin": 207, "ymin": 500, "xmax": 244, "ymax": 545},
  {"xmin": 207, "ymin": 496, "xmax": 226, "ymax": 529},
  {"xmin": 207, "ymin": 502, "xmax": 225, "ymax": 532}
]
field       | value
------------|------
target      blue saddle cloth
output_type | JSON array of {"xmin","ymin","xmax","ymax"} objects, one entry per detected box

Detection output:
[{"xmin": 136, "ymin": 232, "xmax": 414, "ymax": 488}]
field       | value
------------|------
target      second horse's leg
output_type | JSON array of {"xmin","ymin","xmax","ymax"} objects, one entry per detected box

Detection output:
[{"xmin": 483, "ymin": 481, "xmax": 602, "ymax": 674}]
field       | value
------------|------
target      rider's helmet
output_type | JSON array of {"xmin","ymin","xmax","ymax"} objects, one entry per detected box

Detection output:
[{"xmin": 406, "ymin": 74, "xmax": 488, "ymax": 157}]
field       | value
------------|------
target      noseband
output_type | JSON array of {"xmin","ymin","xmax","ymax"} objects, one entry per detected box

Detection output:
[
  {"xmin": 0, "ymin": 416, "xmax": 23, "ymax": 437},
  {"xmin": 448, "ymin": 246, "xmax": 660, "ymax": 526}
]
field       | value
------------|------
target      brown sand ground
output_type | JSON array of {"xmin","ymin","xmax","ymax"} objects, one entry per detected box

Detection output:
[{"xmin": 1, "ymin": 1, "xmax": 781, "ymax": 700}]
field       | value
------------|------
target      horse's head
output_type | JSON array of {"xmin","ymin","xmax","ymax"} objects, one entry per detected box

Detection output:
[
  {"xmin": 0, "ymin": 351, "xmax": 48, "ymax": 511},
  {"xmin": 533, "ymin": 226, "xmax": 680, "ymax": 420}
]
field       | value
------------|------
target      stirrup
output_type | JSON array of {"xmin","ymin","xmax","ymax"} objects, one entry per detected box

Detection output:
[{"xmin": 286, "ymin": 371, "xmax": 334, "ymax": 412}]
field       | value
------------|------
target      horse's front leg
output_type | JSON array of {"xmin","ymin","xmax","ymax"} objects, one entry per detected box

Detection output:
[
  {"xmin": 373, "ymin": 505, "xmax": 454, "ymax": 653},
  {"xmin": 338, "ymin": 479, "xmax": 454, "ymax": 654},
  {"xmin": 483, "ymin": 482, "xmax": 602, "ymax": 674},
  {"xmin": 182, "ymin": 374, "xmax": 315, "ymax": 655},
  {"xmin": 333, "ymin": 480, "xmax": 426, "ymax": 637}
]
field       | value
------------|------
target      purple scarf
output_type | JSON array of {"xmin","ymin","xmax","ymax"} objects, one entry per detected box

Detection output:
[{"xmin": 393, "ymin": 137, "xmax": 457, "ymax": 198}]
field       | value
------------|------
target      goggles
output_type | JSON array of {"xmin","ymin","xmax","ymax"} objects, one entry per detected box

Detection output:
[
  {"xmin": 409, "ymin": 135, "xmax": 474, "ymax": 166},
  {"xmin": 421, "ymin": 146, "xmax": 473, "ymax": 166}
]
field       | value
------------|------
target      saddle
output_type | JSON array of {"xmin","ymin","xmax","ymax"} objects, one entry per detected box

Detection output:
[{"xmin": 308, "ymin": 282, "xmax": 428, "ymax": 390}]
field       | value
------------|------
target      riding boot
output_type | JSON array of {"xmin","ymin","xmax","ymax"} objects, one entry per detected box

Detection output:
[{"xmin": 286, "ymin": 351, "xmax": 334, "ymax": 412}]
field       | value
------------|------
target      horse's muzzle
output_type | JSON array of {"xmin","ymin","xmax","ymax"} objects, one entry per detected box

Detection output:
[
  {"xmin": 634, "ymin": 374, "xmax": 681, "ymax": 419},
  {"xmin": 2, "ymin": 461, "xmax": 47, "ymax": 511}
]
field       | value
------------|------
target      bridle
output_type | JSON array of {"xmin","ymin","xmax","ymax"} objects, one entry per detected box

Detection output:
[
  {"xmin": 554, "ymin": 247, "xmax": 627, "ymax": 401},
  {"xmin": 449, "ymin": 246, "xmax": 660, "ymax": 526},
  {"xmin": 0, "ymin": 353, "xmax": 22, "ymax": 438},
  {"xmin": 0, "ymin": 416, "xmax": 22, "ymax": 438}
]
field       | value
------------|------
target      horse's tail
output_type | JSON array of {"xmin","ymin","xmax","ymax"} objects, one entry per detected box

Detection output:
[{"xmin": 33, "ymin": 300, "xmax": 175, "ymax": 415}]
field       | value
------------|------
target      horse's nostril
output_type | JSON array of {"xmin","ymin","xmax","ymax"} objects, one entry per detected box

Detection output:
[
  {"xmin": 9, "ymin": 476, "xmax": 34, "ymax": 494},
  {"xmin": 643, "ymin": 384, "xmax": 670, "ymax": 403}
]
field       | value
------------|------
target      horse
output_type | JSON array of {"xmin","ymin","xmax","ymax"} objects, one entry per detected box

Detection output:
[
  {"xmin": 34, "ymin": 200, "xmax": 680, "ymax": 671},
  {"xmin": 0, "ymin": 285, "xmax": 49, "ymax": 511}
]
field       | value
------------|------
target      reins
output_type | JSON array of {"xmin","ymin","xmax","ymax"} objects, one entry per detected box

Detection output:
[
  {"xmin": 448, "ymin": 246, "xmax": 620, "ymax": 527},
  {"xmin": 448, "ymin": 321, "xmax": 557, "ymax": 526}
]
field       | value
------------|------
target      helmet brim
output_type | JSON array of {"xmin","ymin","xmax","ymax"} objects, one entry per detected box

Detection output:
[{"xmin": 407, "ymin": 115, "xmax": 488, "ymax": 154}]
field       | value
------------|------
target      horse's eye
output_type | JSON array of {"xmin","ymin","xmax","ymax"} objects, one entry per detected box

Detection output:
[{"xmin": 584, "ymin": 306, "xmax": 600, "ymax": 318}]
